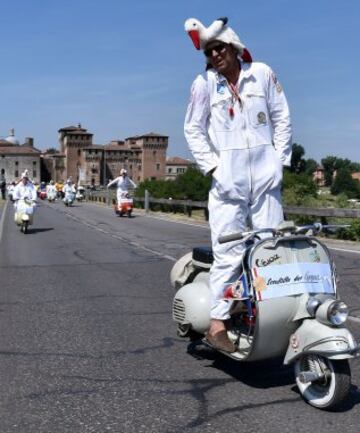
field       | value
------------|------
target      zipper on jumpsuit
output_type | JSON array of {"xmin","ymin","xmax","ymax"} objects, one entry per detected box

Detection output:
[{"xmin": 235, "ymin": 77, "xmax": 253, "ymax": 205}]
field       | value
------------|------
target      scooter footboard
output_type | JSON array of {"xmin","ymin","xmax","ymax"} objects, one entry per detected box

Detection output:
[{"xmin": 284, "ymin": 319, "xmax": 358, "ymax": 364}]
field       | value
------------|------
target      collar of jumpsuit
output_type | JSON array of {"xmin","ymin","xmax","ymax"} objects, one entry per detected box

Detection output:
[{"xmin": 215, "ymin": 60, "xmax": 253, "ymax": 86}]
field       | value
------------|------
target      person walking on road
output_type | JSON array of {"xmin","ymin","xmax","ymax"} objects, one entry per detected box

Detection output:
[{"xmin": 0, "ymin": 169, "xmax": 6, "ymax": 200}]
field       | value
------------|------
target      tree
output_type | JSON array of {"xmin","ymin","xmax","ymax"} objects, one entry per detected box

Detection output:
[
  {"xmin": 290, "ymin": 143, "xmax": 306, "ymax": 173},
  {"xmin": 321, "ymin": 156, "xmax": 338, "ymax": 187},
  {"xmin": 45, "ymin": 147, "xmax": 59, "ymax": 154},
  {"xmin": 331, "ymin": 168, "xmax": 360, "ymax": 199},
  {"xmin": 135, "ymin": 167, "xmax": 211, "ymax": 202},
  {"xmin": 304, "ymin": 158, "xmax": 318, "ymax": 176},
  {"xmin": 175, "ymin": 167, "xmax": 211, "ymax": 200}
]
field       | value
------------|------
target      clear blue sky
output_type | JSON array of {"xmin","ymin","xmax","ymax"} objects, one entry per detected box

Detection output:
[{"xmin": 0, "ymin": 0, "xmax": 359, "ymax": 164}]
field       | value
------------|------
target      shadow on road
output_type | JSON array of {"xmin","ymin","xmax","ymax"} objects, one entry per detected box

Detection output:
[
  {"xmin": 187, "ymin": 341, "xmax": 294, "ymax": 388},
  {"xmin": 188, "ymin": 340, "xmax": 360, "ymax": 412},
  {"xmin": 27, "ymin": 227, "xmax": 54, "ymax": 234}
]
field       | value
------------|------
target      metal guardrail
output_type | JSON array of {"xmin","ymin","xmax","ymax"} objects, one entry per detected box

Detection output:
[{"xmin": 85, "ymin": 190, "xmax": 360, "ymax": 220}]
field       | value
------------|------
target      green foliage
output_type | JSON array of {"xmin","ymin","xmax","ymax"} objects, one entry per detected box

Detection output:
[
  {"xmin": 45, "ymin": 147, "xmax": 59, "ymax": 154},
  {"xmin": 304, "ymin": 158, "xmax": 318, "ymax": 176},
  {"xmin": 336, "ymin": 219, "xmax": 360, "ymax": 241},
  {"xmin": 331, "ymin": 168, "xmax": 360, "ymax": 199},
  {"xmin": 290, "ymin": 143, "xmax": 306, "ymax": 173},
  {"xmin": 335, "ymin": 193, "xmax": 350, "ymax": 208},
  {"xmin": 321, "ymin": 156, "xmax": 338, "ymax": 187},
  {"xmin": 174, "ymin": 167, "xmax": 212, "ymax": 200},
  {"xmin": 283, "ymin": 170, "xmax": 317, "ymax": 205},
  {"xmin": 135, "ymin": 167, "xmax": 211, "ymax": 201},
  {"xmin": 321, "ymin": 156, "xmax": 360, "ymax": 188}
]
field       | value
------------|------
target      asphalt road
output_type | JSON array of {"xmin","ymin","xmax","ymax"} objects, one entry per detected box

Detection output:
[{"xmin": 0, "ymin": 200, "xmax": 359, "ymax": 433}]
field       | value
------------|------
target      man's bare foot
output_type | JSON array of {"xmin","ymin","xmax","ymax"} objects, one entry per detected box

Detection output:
[{"xmin": 206, "ymin": 319, "xmax": 236, "ymax": 353}]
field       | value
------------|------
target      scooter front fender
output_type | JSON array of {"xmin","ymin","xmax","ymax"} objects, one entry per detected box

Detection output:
[
  {"xmin": 284, "ymin": 319, "xmax": 358, "ymax": 364},
  {"xmin": 21, "ymin": 214, "xmax": 30, "ymax": 222}
]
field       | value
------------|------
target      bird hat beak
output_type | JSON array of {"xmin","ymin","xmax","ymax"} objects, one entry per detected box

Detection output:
[{"xmin": 188, "ymin": 30, "xmax": 201, "ymax": 50}]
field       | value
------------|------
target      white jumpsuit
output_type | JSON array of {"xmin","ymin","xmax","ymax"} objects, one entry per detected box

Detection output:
[
  {"xmin": 62, "ymin": 184, "xmax": 76, "ymax": 196},
  {"xmin": 13, "ymin": 181, "xmax": 37, "ymax": 204},
  {"xmin": 184, "ymin": 61, "xmax": 292, "ymax": 320},
  {"xmin": 13, "ymin": 181, "xmax": 37, "ymax": 223},
  {"xmin": 107, "ymin": 176, "xmax": 137, "ymax": 203}
]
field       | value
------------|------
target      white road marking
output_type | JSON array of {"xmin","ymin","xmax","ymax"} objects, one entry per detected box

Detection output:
[
  {"xmin": 327, "ymin": 247, "xmax": 360, "ymax": 255},
  {"xmin": 60, "ymin": 209, "xmax": 178, "ymax": 262},
  {"xmin": 0, "ymin": 199, "xmax": 9, "ymax": 243}
]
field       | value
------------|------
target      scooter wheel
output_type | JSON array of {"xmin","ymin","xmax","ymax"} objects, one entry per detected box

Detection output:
[{"xmin": 295, "ymin": 355, "xmax": 351, "ymax": 410}]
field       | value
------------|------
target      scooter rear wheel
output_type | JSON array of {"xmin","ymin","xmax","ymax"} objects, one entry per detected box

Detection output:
[{"xmin": 295, "ymin": 355, "xmax": 350, "ymax": 410}]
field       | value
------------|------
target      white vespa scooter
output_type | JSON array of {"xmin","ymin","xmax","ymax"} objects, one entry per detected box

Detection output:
[
  {"xmin": 14, "ymin": 198, "xmax": 36, "ymax": 234},
  {"xmin": 171, "ymin": 221, "xmax": 360, "ymax": 410},
  {"xmin": 63, "ymin": 191, "xmax": 75, "ymax": 206}
]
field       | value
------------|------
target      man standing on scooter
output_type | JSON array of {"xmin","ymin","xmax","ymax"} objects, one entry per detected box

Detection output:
[
  {"xmin": 13, "ymin": 170, "xmax": 37, "ymax": 206},
  {"xmin": 184, "ymin": 17, "xmax": 292, "ymax": 352},
  {"xmin": 107, "ymin": 169, "xmax": 137, "ymax": 205}
]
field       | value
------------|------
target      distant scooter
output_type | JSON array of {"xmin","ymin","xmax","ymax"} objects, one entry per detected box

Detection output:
[
  {"xmin": 76, "ymin": 186, "xmax": 85, "ymax": 202},
  {"xmin": 47, "ymin": 189, "xmax": 57, "ymax": 202},
  {"xmin": 63, "ymin": 191, "xmax": 75, "ymax": 206},
  {"xmin": 171, "ymin": 221, "xmax": 360, "ymax": 410},
  {"xmin": 14, "ymin": 198, "xmax": 35, "ymax": 234},
  {"xmin": 114, "ymin": 193, "xmax": 133, "ymax": 218}
]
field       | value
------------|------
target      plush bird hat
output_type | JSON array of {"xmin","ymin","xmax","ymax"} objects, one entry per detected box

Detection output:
[
  {"xmin": 21, "ymin": 170, "xmax": 29, "ymax": 179},
  {"xmin": 184, "ymin": 17, "xmax": 252, "ymax": 62}
]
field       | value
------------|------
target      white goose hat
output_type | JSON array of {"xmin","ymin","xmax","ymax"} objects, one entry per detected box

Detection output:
[
  {"xmin": 21, "ymin": 169, "xmax": 29, "ymax": 179},
  {"xmin": 184, "ymin": 17, "xmax": 252, "ymax": 62}
]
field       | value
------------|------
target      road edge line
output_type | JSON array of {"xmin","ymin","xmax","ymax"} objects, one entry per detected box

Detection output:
[{"xmin": 0, "ymin": 199, "xmax": 9, "ymax": 244}]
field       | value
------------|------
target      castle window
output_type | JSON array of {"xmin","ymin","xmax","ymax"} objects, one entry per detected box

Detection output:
[
  {"xmin": 15, "ymin": 170, "xmax": 19, "ymax": 177},
  {"xmin": 78, "ymin": 149, "xmax": 81, "ymax": 156},
  {"xmin": 153, "ymin": 150, "xmax": 157, "ymax": 157},
  {"xmin": 33, "ymin": 161, "xmax": 36, "ymax": 165},
  {"xmin": 33, "ymin": 170, "xmax": 37, "ymax": 178},
  {"xmin": 15, "ymin": 161, "xmax": 18, "ymax": 166},
  {"xmin": 156, "ymin": 163, "xmax": 160, "ymax": 171}
]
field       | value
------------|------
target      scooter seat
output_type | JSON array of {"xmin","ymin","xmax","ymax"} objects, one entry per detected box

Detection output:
[{"xmin": 192, "ymin": 247, "xmax": 213, "ymax": 269}]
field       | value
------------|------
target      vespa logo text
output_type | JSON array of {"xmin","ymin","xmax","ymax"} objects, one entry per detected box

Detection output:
[{"xmin": 256, "ymin": 254, "xmax": 281, "ymax": 267}]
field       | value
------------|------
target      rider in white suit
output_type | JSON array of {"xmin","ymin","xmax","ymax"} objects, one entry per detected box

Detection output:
[
  {"xmin": 107, "ymin": 169, "xmax": 137, "ymax": 204},
  {"xmin": 184, "ymin": 17, "xmax": 292, "ymax": 352}
]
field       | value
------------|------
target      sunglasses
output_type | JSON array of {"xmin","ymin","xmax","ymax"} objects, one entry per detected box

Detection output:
[{"xmin": 204, "ymin": 43, "xmax": 228, "ymax": 58}]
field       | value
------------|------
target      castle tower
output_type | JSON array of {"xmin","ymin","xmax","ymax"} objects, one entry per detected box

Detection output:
[
  {"xmin": 58, "ymin": 124, "xmax": 93, "ymax": 182},
  {"xmin": 124, "ymin": 132, "xmax": 168, "ymax": 181}
]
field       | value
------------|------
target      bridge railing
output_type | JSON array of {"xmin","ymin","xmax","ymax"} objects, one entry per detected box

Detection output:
[{"xmin": 85, "ymin": 189, "xmax": 360, "ymax": 221}]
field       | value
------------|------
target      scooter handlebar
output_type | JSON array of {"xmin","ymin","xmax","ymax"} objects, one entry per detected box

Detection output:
[
  {"xmin": 218, "ymin": 228, "xmax": 277, "ymax": 244},
  {"xmin": 218, "ymin": 232, "xmax": 244, "ymax": 244}
]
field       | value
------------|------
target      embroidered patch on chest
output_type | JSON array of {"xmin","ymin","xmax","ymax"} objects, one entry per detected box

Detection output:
[{"xmin": 257, "ymin": 111, "xmax": 267, "ymax": 124}]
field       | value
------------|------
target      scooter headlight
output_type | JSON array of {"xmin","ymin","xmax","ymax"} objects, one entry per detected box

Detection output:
[
  {"xmin": 306, "ymin": 297, "xmax": 321, "ymax": 317},
  {"xmin": 327, "ymin": 301, "xmax": 349, "ymax": 326}
]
